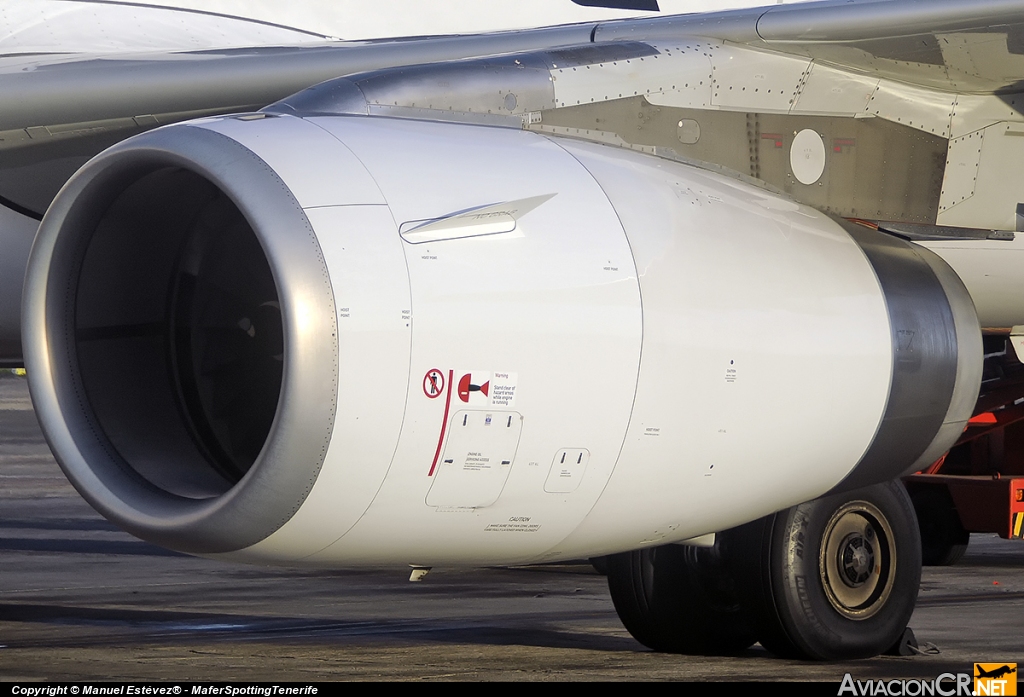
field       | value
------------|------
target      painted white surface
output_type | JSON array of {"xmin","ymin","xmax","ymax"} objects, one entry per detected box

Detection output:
[
  {"xmin": 313, "ymin": 120, "xmax": 641, "ymax": 565},
  {"xmin": 230, "ymin": 203, "xmax": 412, "ymax": 561},
  {"xmin": 920, "ymin": 236, "xmax": 1024, "ymax": 328},
  {"xmin": 0, "ymin": 0, "xmax": 334, "ymax": 53},
  {"xmin": 62, "ymin": 1, "xmax": 814, "ymax": 41},
  {"xmin": 398, "ymin": 195, "xmax": 553, "ymax": 245},
  {"xmin": 544, "ymin": 448, "xmax": 590, "ymax": 494},
  {"xmin": 790, "ymin": 128, "xmax": 826, "ymax": 185},
  {"xmin": 1011, "ymin": 328, "xmax": 1024, "ymax": 363},
  {"xmin": 426, "ymin": 410, "xmax": 524, "ymax": 508},
  {"xmin": 546, "ymin": 139, "xmax": 892, "ymax": 557},
  {"xmin": 196, "ymin": 115, "xmax": 385, "ymax": 207},
  {"xmin": 222, "ymin": 117, "xmax": 643, "ymax": 566},
  {"xmin": 204, "ymin": 116, "xmax": 899, "ymax": 566}
]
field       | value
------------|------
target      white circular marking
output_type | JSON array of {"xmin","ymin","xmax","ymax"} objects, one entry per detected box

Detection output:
[{"xmin": 790, "ymin": 129, "xmax": 826, "ymax": 185}]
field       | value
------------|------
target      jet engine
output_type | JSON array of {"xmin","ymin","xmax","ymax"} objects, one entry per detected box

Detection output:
[{"xmin": 22, "ymin": 113, "xmax": 982, "ymax": 565}]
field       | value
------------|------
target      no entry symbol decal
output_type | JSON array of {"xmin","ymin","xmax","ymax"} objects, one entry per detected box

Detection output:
[{"xmin": 423, "ymin": 368, "xmax": 445, "ymax": 399}]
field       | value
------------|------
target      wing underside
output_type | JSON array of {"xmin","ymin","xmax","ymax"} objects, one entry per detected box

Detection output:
[{"xmin": 4, "ymin": 0, "xmax": 1024, "ymax": 216}]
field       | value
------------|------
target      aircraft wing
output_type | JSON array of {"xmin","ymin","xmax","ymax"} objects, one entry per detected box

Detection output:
[
  {"xmin": 5, "ymin": 0, "xmax": 1024, "ymax": 217},
  {"xmin": 601, "ymin": 0, "xmax": 1024, "ymax": 92}
]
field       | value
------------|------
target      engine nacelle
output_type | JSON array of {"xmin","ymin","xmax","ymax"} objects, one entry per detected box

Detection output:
[{"xmin": 23, "ymin": 113, "xmax": 981, "ymax": 565}]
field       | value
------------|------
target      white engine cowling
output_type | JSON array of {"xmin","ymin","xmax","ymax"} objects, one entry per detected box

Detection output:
[{"xmin": 23, "ymin": 113, "xmax": 981, "ymax": 565}]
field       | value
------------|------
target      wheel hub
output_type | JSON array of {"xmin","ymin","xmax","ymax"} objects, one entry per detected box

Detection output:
[
  {"xmin": 839, "ymin": 530, "xmax": 875, "ymax": 586},
  {"xmin": 820, "ymin": 502, "xmax": 896, "ymax": 619}
]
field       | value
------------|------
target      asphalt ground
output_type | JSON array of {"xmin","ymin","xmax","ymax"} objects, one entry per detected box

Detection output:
[{"xmin": 1, "ymin": 373, "xmax": 1022, "ymax": 681}]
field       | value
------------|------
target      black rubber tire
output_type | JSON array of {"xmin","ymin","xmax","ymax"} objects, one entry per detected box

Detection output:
[
  {"xmin": 909, "ymin": 486, "xmax": 969, "ymax": 566},
  {"xmin": 725, "ymin": 480, "xmax": 922, "ymax": 660},
  {"xmin": 606, "ymin": 539, "xmax": 756, "ymax": 655}
]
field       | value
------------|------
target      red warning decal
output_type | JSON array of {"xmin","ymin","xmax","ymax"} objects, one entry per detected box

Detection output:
[
  {"xmin": 423, "ymin": 368, "xmax": 445, "ymax": 399},
  {"xmin": 428, "ymin": 369, "xmax": 454, "ymax": 476},
  {"xmin": 458, "ymin": 373, "xmax": 490, "ymax": 403}
]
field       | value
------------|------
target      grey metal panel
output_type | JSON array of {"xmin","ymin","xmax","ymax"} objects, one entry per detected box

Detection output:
[
  {"xmin": 592, "ymin": 5, "xmax": 765, "ymax": 44},
  {"xmin": 594, "ymin": 0, "xmax": 1024, "ymax": 46},
  {"xmin": 755, "ymin": 0, "xmax": 1024, "ymax": 44},
  {"xmin": 0, "ymin": 204, "xmax": 37, "ymax": 367},
  {"xmin": 902, "ymin": 248, "xmax": 983, "ymax": 475},
  {"xmin": 0, "ymin": 25, "xmax": 594, "ymax": 217},
  {"xmin": 270, "ymin": 52, "xmax": 556, "ymax": 121},
  {"xmin": 877, "ymin": 222, "xmax": 1015, "ymax": 242},
  {"xmin": 0, "ymin": 26, "xmax": 594, "ymax": 131},
  {"xmin": 268, "ymin": 42, "xmax": 660, "ymax": 125},
  {"xmin": 830, "ymin": 221, "xmax": 978, "ymax": 493},
  {"xmin": 533, "ymin": 97, "xmax": 947, "ymax": 223},
  {"xmin": 595, "ymin": 1, "xmax": 1024, "ymax": 93},
  {"xmin": 22, "ymin": 124, "xmax": 339, "ymax": 554}
]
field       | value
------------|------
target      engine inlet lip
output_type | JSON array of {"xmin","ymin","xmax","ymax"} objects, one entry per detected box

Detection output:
[{"xmin": 23, "ymin": 123, "xmax": 339, "ymax": 555}]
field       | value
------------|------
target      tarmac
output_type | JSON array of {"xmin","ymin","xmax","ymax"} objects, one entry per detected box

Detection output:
[{"xmin": 1, "ymin": 372, "xmax": 1022, "ymax": 681}]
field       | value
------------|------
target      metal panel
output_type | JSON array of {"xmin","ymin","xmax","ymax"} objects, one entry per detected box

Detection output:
[
  {"xmin": 0, "ymin": 26, "xmax": 595, "ymax": 131},
  {"xmin": 756, "ymin": 0, "xmax": 1024, "ymax": 44},
  {"xmin": 0, "ymin": 24, "xmax": 596, "ymax": 214},
  {"xmin": 280, "ymin": 117, "xmax": 643, "ymax": 566},
  {"xmin": 0, "ymin": 204, "xmax": 37, "ymax": 366},
  {"xmin": 596, "ymin": 0, "xmax": 1024, "ymax": 92},
  {"xmin": 245, "ymin": 204, "xmax": 413, "ymax": 561},
  {"xmin": 533, "ymin": 98, "xmax": 947, "ymax": 224},
  {"xmin": 552, "ymin": 42, "xmax": 711, "ymax": 109},
  {"xmin": 790, "ymin": 61, "xmax": 878, "ymax": 117},
  {"xmin": 197, "ymin": 114, "xmax": 385, "ymax": 207},
  {"xmin": 921, "ymin": 234, "xmax": 1024, "ymax": 328},
  {"xmin": 938, "ymin": 130, "xmax": 984, "ymax": 215},
  {"xmin": 426, "ymin": 410, "xmax": 524, "ymax": 508},
  {"xmin": 551, "ymin": 140, "xmax": 895, "ymax": 556},
  {"xmin": 866, "ymin": 80, "xmax": 956, "ymax": 139},
  {"xmin": 709, "ymin": 44, "xmax": 810, "ymax": 113},
  {"xmin": 949, "ymin": 93, "xmax": 1024, "ymax": 140},
  {"xmin": 23, "ymin": 124, "xmax": 340, "ymax": 554},
  {"xmin": 938, "ymin": 121, "xmax": 1024, "ymax": 230},
  {"xmin": 831, "ymin": 224, "xmax": 966, "ymax": 493},
  {"xmin": 936, "ymin": 30, "xmax": 1024, "ymax": 94}
]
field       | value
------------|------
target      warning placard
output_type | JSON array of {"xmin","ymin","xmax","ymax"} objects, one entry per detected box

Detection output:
[
  {"xmin": 456, "ymin": 371, "xmax": 517, "ymax": 407},
  {"xmin": 490, "ymin": 372, "xmax": 517, "ymax": 407}
]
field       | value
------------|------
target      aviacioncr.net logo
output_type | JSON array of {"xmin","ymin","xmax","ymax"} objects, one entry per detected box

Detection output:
[
  {"xmin": 974, "ymin": 663, "xmax": 1017, "ymax": 696},
  {"xmin": 839, "ymin": 673, "xmax": 973, "ymax": 696}
]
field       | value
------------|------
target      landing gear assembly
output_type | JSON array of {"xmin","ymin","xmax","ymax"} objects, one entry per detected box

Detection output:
[
  {"xmin": 605, "ymin": 537, "xmax": 755, "ymax": 655},
  {"xmin": 606, "ymin": 481, "xmax": 921, "ymax": 660}
]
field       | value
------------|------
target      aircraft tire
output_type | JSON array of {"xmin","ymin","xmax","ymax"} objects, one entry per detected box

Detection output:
[
  {"xmin": 606, "ymin": 540, "xmax": 756, "ymax": 655},
  {"xmin": 727, "ymin": 480, "xmax": 922, "ymax": 660},
  {"xmin": 909, "ymin": 486, "xmax": 969, "ymax": 566}
]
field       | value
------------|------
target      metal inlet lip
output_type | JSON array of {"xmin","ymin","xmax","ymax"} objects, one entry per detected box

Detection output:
[{"xmin": 23, "ymin": 124, "xmax": 339, "ymax": 555}]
